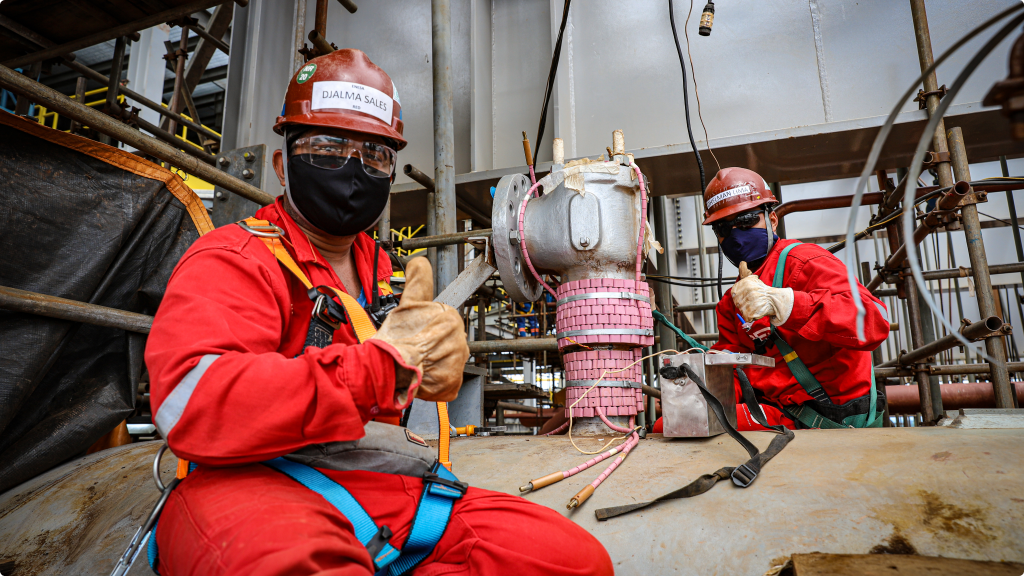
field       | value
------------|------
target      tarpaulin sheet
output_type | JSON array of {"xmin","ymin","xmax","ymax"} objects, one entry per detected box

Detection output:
[{"xmin": 0, "ymin": 112, "xmax": 212, "ymax": 494}]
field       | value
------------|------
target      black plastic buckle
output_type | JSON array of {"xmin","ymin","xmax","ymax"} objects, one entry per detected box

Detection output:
[
  {"xmin": 368, "ymin": 294, "xmax": 398, "ymax": 327},
  {"xmin": 731, "ymin": 463, "xmax": 758, "ymax": 488},
  {"xmin": 422, "ymin": 471, "xmax": 469, "ymax": 496},
  {"xmin": 366, "ymin": 524, "xmax": 393, "ymax": 570}
]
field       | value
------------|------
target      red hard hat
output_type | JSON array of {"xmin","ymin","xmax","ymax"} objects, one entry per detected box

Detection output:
[
  {"xmin": 275, "ymin": 49, "xmax": 407, "ymax": 150},
  {"xmin": 701, "ymin": 167, "xmax": 778, "ymax": 225}
]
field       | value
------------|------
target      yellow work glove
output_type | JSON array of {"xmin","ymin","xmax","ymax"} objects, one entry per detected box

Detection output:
[
  {"xmin": 370, "ymin": 257, "xmax": 469, "ymax": 402},
  {"xmin": 732, "ymin": 261, "xmax": 795, "ymax": 326}
]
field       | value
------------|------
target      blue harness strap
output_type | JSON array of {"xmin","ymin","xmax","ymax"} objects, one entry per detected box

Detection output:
[
  {"xmin": 144, "ymin": 459, "xmax": 463, "ymax": 576},
  {"xmin": 263, "ymin": 458, "xmax": 465, "ymax": 575},
  {"xmin": 262, "ymin": 458, "xmax": 403, "ymax": 571}
]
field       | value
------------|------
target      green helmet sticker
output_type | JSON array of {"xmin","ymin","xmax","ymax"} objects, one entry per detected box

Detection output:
[{"xmin": 296, "ymin": 63, "xmax": 317, "ymax": 84}]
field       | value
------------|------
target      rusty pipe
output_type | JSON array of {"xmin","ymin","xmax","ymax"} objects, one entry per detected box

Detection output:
[
  {"xmin": 314, "ymin": 0, "xmax": 329, "ymax": 38},
  {"xmin": 0, "ymin": 64, "xmax": 273, "ymax": 206},
  {"xmin": 866, "ymin": 181, "xmax": 970, "ymax": 291},
  {"xmin": 885, "ymin": 381, "xmax": 1024, "ymax": 414},
  {"xmin": 166, "ymin": 25, "xmax": 189, "ymax": 134},
  {"xmin": 336, "ymin": 0, "xmax": 358, "ymax": 13},
  {"xmin": 308, "ymin": 30, "xmax": 335, "ymax": 55},
  {"xmin": 0, "ymin": 285, "xmax": 153, "ymax": 334},
  {"xmin": 878, "ymin": 316, "xmax": 1007, "ymax": 367},
  {"xmin": 403, "ymin": 164, "xmax": 492, "ymax": 226},
  {"xmin": 189, "ymin": 23, "xmax": 230, "ymax": 55}
]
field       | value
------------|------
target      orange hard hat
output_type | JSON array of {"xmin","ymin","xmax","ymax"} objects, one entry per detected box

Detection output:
[
  {"xmin": 275, "ymin": 49, "xmax": 407, "ymax": 150},
  {"xmin": 701, "ymin": 167, "xmax": 778, "ymax": 225}
]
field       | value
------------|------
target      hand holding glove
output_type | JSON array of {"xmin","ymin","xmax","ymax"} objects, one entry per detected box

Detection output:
[
  {"xmin": 370, "ymin": 257, "xmax": 470, "ymax": 402},
  {"xmin": 732, "ymin": 261, "xmax": 795, "ymax": 326}
]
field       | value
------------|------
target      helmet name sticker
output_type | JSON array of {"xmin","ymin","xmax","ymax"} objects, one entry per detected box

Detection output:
[
  {"xmin": 707, "ymin": 185, "xmax": 751, "ymax": 210},
  {"xmin": 311, "ymin": 81, "xmax": 393, "ymax": 124},
  {"xmin": 296, "ymin": 63, "xmax": 317, "ymax": 84}
]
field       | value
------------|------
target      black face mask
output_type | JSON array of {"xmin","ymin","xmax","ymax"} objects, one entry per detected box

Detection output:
[{"xmin": 286, "ymin": 155, "xmax": 391, "ymax": 236}]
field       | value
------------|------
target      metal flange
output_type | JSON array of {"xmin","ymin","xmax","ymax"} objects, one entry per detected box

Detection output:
[{"xmin": 491, "ymin": 173, "xmax": 541, "ymax": 302}]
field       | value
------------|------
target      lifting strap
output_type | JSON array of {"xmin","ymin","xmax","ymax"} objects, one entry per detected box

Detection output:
[
  {"xmin": 767, "ymin": 242, "xmax": 881, "ymax": 429},
  {"xmin": 238, "ymin": 218, "xmax": 452, "ymax": 467}
]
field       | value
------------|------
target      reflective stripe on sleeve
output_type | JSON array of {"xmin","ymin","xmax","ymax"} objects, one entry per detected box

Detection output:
[
  {"xmin": 154, "ymin": 354, "xmax": 220, "ymax": 437},
  {"xmin": 873, "ymin": 301, "xmax": 890, "ymax": 324}
]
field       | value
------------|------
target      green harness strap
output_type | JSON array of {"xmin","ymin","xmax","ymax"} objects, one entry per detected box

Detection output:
[
  {"xmin": 767, "ymin": 243, "xmax": 881, "ymax": 429},
  {"xmin": 652, "ymin": 309, "xmax": 708, "ymax": 352}
]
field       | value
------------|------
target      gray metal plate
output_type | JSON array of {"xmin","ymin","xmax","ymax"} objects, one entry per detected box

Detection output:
[
  {"xmin": 211, "ymin": 144, "xmax": 266, "ymax": 227},
  {"xmin": 490, "ymin": 172, "xmax": 540, "ymax": 302},
  {"xmin": 569, "ymin": 192, "xmax": 600, "ymax": 250}
]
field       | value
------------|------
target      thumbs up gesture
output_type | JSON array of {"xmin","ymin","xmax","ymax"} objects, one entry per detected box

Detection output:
[
  {"xmin": 371, "ymin": 257, "xmax": 469, "ymax": 402},
  {"xmin": 731, "ymin": 260, "xmax": 795, "ymax": 326}
]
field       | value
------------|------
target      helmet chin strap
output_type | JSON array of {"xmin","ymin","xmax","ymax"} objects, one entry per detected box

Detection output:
[{"xmin": 763, "ymin": 206, "xmax": 775, "ymax": 258}]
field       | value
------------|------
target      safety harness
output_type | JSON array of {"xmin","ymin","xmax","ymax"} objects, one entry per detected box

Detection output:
[
  {"xmin": 118, "ymin": 219, "xmax": 463, "ymax": 576},
  {"xmin": 765, "ymin": 242, "xmax": 884, "ymax": 429}
]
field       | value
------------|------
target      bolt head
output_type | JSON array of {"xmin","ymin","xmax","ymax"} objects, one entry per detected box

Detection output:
[
  {"xmin": 579, "ymin": 237, "xmax": 590, "ymax": 247},
  {"xmin": 243, "ymin": 151, "xmax": 256, "ymax": 162},
  {"xmin": 242, "ymin": 169, "xmax": 254, "ymax": 179},
  {"xmin": 218, "ymin": 157, "xmax": 230, "ymax": 166}
]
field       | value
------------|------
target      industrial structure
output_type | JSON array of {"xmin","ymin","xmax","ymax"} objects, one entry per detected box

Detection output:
[{"xmin": 1, "ymin": 0, "xmax": 1023, "ymax": 574}]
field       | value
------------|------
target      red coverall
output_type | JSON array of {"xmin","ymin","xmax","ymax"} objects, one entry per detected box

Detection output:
[
  {"xmin": 652, "ymin": 239, "xmax": 889, "ymax": 433},
  {"xmin": 146, "ymin": 198, "xmax": 611, "ymax": 576},
  {"xmin": 714, "ymin": 239, "xmax": 890, "ymax": 430}
]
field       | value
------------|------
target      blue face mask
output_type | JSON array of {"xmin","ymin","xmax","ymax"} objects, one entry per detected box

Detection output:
[{"xmin": 720, "ymin": 227, "xmax": 779, "ymax": 271}]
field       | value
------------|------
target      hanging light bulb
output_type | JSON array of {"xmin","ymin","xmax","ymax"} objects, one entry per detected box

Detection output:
[{"xmin": 699, "ymin": 1, "xmax": 715, "ymax": 36}]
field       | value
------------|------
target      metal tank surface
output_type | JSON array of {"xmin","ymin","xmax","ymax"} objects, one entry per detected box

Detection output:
[{"xmin": 2, "ymin": 430, "xmax": 1023, "ymax": 575}]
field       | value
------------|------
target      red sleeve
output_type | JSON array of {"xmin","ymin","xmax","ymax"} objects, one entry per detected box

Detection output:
[
  {"xmin": 779, "ymin": 250, "xmax": 889, "ymax": 350},
  {"xmin": 710, "ymin": 294, "xmax": 749, "ymax": 354},
  {"xmin": 145, "ymin": 240, "xmax": 420, "ymax": 467}
]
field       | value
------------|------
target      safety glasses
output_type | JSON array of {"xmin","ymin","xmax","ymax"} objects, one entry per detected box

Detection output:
[
  {"xmin": 291, "ymin": 134, "xmax": 396, "ymax": 178},
  {"xmin": 711, "ymin": 210, "xmax": 762, "ymax": 239}
]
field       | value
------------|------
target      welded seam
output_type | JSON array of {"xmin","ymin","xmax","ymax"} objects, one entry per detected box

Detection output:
[{"xmin": 808, "ymin": 0, "xmax": 833, "ymax": 123}]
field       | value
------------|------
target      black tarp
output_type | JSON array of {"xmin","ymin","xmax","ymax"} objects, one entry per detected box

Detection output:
[{"xmin": 0, "ymin": 113, "xmax": 211, "ymax": 494}]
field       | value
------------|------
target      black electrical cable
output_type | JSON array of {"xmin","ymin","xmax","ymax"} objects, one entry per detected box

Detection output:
[
  {"xmin": 669, "ymin": 0, "xmax": 706, "ymax": 193},
  {"xmin": 648, "ymin": 276, "xmax": 729, "ymax": 289},
  {"xmin": 533, "ymin": 0, "xmax": 572, "ymax": 174},
  {"xmin": 648, "ymin": 273, "xmax": 738, "ymax": 282}
]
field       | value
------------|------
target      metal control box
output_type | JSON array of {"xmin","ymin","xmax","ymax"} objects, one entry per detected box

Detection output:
[{"xmin": 660, "ymin": 353, "xmax": 775, "ymax": 438}]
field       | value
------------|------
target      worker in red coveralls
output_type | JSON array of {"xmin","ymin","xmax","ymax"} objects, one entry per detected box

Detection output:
[
  {"xmin": 655, "ymin": 167, "xmax": 889, "ymax": 433},
  {"xmin": 146, "ymin": 49, "xmax": 611, "ymax": 576}
]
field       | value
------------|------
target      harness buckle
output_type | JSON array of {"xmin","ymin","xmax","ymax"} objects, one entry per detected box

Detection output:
[
  {"xmin": 309, "ymin": 289, "xmax": 347, "ymax": 330},
  {"xmin": 731, "ymin": 463, "xmax": 758, "ymax": 487},
  {"xmin": 237, "ymin": 221, "xmax": 284, "ymax": 238},
  {"xmin": 423, "ymin": 471, "xmax": 469, "ymax": 498},
  {"xmin": 366, "ymin": 524, "xmax": 394, "ymax": 570}
]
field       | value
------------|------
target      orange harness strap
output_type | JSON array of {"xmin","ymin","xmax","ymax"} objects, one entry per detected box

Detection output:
[{"xmin": 239, "ymin": 218, "xmax": 451, "ymax": 468}]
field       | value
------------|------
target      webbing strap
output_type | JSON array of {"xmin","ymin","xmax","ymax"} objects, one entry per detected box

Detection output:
[
  {"xmin": 769, "ymin": 241, "xmax": 881, "ymax": 429},
  {"xmin": 240, "ymin": 219, "xmax": 451, "ymax": 462},
  {"xmin": 653, "ymin": 309, "xmax": 708, "ymax": 351},
  {"xmin": 263, "ymin": 458, "xmax": 402, "ymax": 571},
  {"xmin": 240, "ymin": 218, "xmax": 377, "ymax": 343},
  {"xmin": 387, "ymin": 462, "xmax": 463, "ymax": 574},
  {"xmin": 436, "ymin": 403, "xmax": 451, "ymax": 471}
]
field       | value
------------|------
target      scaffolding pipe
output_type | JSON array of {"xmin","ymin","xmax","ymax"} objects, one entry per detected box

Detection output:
[
  {"xmin": 496, "ymin": 401, "xmax": 539, "ymax": 414},
  {"xmin": 885, "ymin": 381, "xmax": 1024, "ymax": 414},
  {"xmin": 903, "ymin": 275, "xmax": 937, "ymax": 422},
  {"xmin": 0, "ymin": 286, "xmax": 152, "ymax": 334},
  {"xmin": 875, "ymin": 362, "xmax": 1024, "ymax": 379},
  {"xmin": 947, "ymin": 127, "xmax": 1016, "ymax": 408},
  {"xmin": 398, "ymin": 229, "xmax": 492, "ymax": 250},
  {"xmin": 0, "ymin": 64, "xmax": 274, "ymax": 207},
  {"xmin": 431, "ymin": 0, "xmax": 457, "ymax": 292},
  {"xmin": 2, "ymin": 0, "xmax": 230, "ymax": 69},
  {"xmin": 878, "ymin": 316, "xmax": 1007, "ymax": 367},
  {"xmin": 865, "ymin": 181, "xmax": 970, "ymax": 291},
  {"xmin": 908, "ymin": 0, "xmax": 955, "ymax": 189}
]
